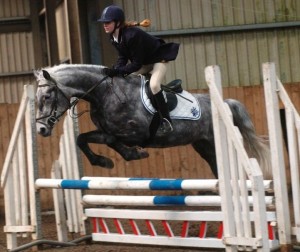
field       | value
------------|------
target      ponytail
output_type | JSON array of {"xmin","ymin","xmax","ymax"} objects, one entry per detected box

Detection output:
[{"xmin": 125, "ymin": 19, "xmax": 151, "ymax": 27}]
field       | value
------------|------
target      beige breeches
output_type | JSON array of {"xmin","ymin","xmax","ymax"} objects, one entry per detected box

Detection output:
[{"xmin": 133, "ymin": 62, "xmax": 168, "ymax": 94}]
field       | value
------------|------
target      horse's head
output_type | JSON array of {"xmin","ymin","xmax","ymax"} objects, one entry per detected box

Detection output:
[{"xmin": 34, "ymin": 69, "xmax": 70, "ymax": 136}]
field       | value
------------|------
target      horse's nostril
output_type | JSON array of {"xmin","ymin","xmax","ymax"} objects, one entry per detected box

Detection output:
[
  {"xmin": 40, "ymin": 127, "xmax": 46, "ymax": 134},
  {"xmin": 38, "ymin": 126, "xmax": 49, "ymax": 136}
]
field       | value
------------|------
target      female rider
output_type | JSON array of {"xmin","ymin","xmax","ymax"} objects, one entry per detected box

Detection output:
[{"xmin": 98, "ymin": 5, "xmax": 180, "ymax": 136}]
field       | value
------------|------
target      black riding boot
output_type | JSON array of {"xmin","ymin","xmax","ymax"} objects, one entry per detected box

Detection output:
[{"xmin": 154, "ymin": 90, "xmax": 173, "ymax": 135}]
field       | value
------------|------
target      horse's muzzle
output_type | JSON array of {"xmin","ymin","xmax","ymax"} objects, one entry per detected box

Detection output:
[{"xmin": 36, "ymin": 122, "xmax": 52, "ymax": 137}]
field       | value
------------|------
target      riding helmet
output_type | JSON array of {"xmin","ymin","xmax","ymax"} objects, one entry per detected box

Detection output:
[{"xmin": 98, "ymin": 5, "xmax": 125, "ymax": 23}]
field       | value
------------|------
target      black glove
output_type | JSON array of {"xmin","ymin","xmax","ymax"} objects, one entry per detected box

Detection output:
[{"xmin": 103, "ymin": 68, "xmax": 120, "ymax": 78}]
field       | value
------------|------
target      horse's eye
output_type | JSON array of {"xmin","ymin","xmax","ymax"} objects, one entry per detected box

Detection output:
[
  {"xmin": 43, "ymin": 94, "xmax": 51, "ymax": 103},
  {"xmin": 39, "ymin": 94, "xmax": 51, "ymax": 112}
]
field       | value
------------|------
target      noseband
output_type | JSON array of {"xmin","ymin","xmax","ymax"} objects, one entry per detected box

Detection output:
[{"xmin": 36, "ymin": 75, "xmax": 109, "ymax": 128}]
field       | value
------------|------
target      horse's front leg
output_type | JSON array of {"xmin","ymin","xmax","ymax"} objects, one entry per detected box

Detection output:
[
  {"xmin": 76, "ymin": 130, "xmax": 149, "ymax": 168},
  {"xmin": 76, "ymin": 130, "xmax": 114, "ymax": 168}
]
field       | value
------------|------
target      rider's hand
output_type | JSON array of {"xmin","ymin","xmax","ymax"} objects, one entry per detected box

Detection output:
[{"xmin": 103, "ymin": 68, "xmax": 120, "ymax": 78}]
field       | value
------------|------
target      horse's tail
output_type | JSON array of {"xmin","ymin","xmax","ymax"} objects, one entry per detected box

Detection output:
[{"xmin": 225, "ymin": 99, "xmax": 272, "ymax": 179}]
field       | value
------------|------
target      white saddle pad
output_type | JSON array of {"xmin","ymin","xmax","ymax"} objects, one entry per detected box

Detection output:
[{"xmin": 140, "ymin": 76, "xmax": 201, "ymax": 120}]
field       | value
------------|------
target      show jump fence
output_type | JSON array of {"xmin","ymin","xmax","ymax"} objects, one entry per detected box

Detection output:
[
  {"xmin": 35, "ymin": 176, "xmax": 277, "ymax": 250},
  {"xmin": 205, "ymin": 65, "xmax": 274, "ymax": 251},
  {"xmin": 0, "ymin": 85, "xmax": 84, "ymax": 250},
  {"xmin": 1, "ymin": 85, "xmax": 41, "ymax": 249},
  {"xmin": 1, "ymin": 63, "xmax": 299, "ymax": 251},
  {"xmin": 263, "ymin": 62, "xmax": 300, "ymax": 247}
]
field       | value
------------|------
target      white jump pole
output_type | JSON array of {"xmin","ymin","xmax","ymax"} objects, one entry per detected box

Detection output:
[
  {"xmin": 82, "ymin": 195, "xmax": 275, "ymax": 207},
  {"xmin": 35, "ymin": 178, "xmax": 273, "ymax": 191}
]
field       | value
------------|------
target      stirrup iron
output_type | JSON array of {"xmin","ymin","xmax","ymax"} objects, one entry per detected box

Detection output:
[{"xmin": 157, "ymin": 118, "xmax": 173, "ymax": 136}]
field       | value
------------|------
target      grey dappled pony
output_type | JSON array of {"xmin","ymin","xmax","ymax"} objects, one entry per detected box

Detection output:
[{"xmin": 34, "ymin": 64, "xmax": 271, "ymax": 178}]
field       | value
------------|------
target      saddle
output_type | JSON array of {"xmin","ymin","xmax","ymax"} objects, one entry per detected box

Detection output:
[
  {"xmin": 140, "ymin": 76, "xmax": 201, "ymax": 143},
  {"xmin": 145, "ymin": 79, "xmax": 183, "ymax": 112},
  {"xmin": 161, "ymin": 79, "xmax": 183, "ymax": 93},
  {"xmin": 141, "ymin": 76, "xmax": 201, "ymax": 121}
]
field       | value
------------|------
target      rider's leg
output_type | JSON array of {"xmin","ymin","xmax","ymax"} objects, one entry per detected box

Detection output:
[
  {"xmin": 150, "ymin": 62, "xmax": 173, "ymax": 135},
  {"xmin": 133, "ymin": 64, "xmax": 153, "ymax": 75},
  {"xmin": 132, "ymin": 65, "xmax": 153, "ymax": 83}
]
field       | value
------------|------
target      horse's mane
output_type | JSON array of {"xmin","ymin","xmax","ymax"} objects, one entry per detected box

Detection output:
[
  {"xmin": 46, "ymin": 64, "xmax": 106, "ymax": 74},
  {"xmin": 35, "ymin": 64, "xmax": 107, "ymax": 81},
  {"xmin": 35, "ymin": 64, "xmax": 142, "ymax": 86}
]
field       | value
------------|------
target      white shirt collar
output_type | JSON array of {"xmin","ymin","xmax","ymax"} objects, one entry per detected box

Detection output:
[{"xmin": 113, "ymin": 35, "xmax": 118, "ymax": 43}]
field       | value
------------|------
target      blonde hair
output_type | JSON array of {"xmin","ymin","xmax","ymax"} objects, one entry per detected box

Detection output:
[{"xmin": 125, "ymin": 19, "xmax": 151, "ymax": 27}]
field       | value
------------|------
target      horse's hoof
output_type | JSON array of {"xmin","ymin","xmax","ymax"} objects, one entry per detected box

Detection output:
[
  {"xmin": 137, "ymin": 148, "xmax": 149, "ymax": 158},
  {"xmin": 103, "ymin": 159, "xmax": 114, "ymax": 169},
  {"xmin": 90, "ymin": 156, "xmax": 114, "ymax": 169},
  {"xmin": 123, "ymin": 147, "xmax": 149, "ymax": 161}
]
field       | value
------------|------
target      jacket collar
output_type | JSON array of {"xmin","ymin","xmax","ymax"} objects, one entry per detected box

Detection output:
[{"xmin": 110, "ymin": 28, "xmax": 123, "ymax": 44}]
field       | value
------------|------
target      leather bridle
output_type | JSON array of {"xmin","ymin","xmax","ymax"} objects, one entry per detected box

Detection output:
[{"xmin": 36, "ymin": 75, "xmax": 109, "ymax": 128}]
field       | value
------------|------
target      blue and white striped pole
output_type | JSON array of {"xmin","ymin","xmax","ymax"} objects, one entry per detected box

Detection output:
[
  {"xmin": 35, "ymin": 178, "xmax": 219, "ymax": 191},
  {"xmin": 82, "ymin": 195, "xmax": 275, "ymax": 207},
  {"xmin": 35, "ymin": 178, "xmax": 273, "ymax": 191}
]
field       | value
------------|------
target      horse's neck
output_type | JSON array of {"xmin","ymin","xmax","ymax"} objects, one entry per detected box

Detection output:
[
  {"xmin": 57, "ymin": 71, "xmax": 107, "ymax": 101},
  {"xmin": 54, "ymin": 66, "xmax": 140, "ymax": 104}
]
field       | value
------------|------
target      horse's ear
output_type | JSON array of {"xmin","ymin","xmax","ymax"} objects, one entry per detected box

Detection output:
[
  {"xmin": 33, "ymin": 69, "xmax": 39, "ymax": 78},
  {"xmin": 42, "ymin": 70, "xmax": 51, "ymax": 80}
]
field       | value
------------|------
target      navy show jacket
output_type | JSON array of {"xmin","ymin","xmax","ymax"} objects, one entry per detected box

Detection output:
[{"xmin": 110, "ymin": 26, "xmax": 180, "ymax": 75}]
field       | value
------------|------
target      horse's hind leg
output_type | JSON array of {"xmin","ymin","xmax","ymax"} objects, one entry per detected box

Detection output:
[{"xmin": 192, "ymin": 140, "xmax": 218, "ymax": 178}]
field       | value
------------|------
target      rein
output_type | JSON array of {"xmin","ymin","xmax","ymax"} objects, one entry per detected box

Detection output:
[{"xmin": 36, "ymin": 75, "xmax": 109, "ymax": 128}]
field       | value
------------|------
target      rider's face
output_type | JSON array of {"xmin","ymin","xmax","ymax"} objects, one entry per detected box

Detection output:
[{"xmin": 103, "ymin": 21, "xmax": 116, "ymax": 34}]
